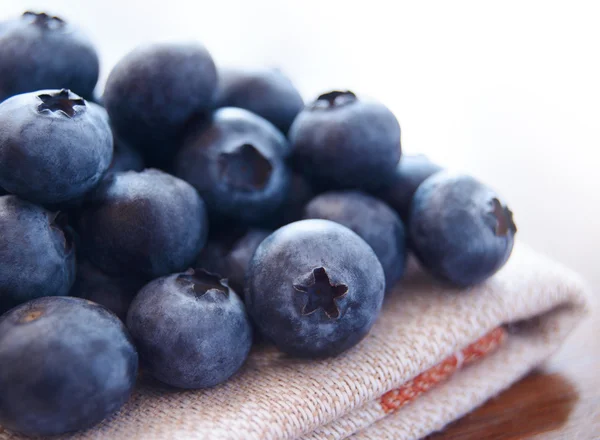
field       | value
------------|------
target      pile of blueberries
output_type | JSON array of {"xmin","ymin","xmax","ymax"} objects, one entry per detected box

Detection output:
[{"xmin": 0, "ymin": 11, "xmax": 518, "ymax": 437}]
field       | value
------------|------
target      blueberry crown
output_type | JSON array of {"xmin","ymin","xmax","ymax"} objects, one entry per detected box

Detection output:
[
  {"xmin": 311, "ymin": 90, "xmax": 357, "ymax": 110},
  {"xmin": 177, "ymin": 269, "xmax": 229, "ymax": 298},
  {"xmin": 218, "ymin": 144, "xmax": 273, "ymax": 191},
  {"xmin": 37, "ymin": 89, "xmax": 86, "ymax": 118},
  {"xmin": 490, "ymin": 198, "xmax": 517, "ymax": 236},
  {"xmin": 294, "ymin": 267, "xmax": 348, "ymax": 319},
  {"xmin": 22, "ymin": 11, "xmax": 66, "ymax": 30}
]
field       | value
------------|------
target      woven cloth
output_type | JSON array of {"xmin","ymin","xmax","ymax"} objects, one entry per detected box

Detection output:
[{"xmin": 0, "ymin": 243, "xmax": 591, "ymax": 440}]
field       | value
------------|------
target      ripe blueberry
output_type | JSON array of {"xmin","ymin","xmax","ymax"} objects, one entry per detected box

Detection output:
[
  {"xmin": 246, "ymin": 220, "xmax": 385, "ymax": 357},
  {"xmin": 0, "ymin": 11, "xmax": 99, "ymax": 102},
  {"xmin": 0, "ymin": 297, "xmax": 138, "ymax": 436},
  {"xmin": 289, "ymin": 90, "xmax": 401, "ymax": 190},
  {"xmin": 174, "ymin": 107, "xmax": 291, "ymax": 225},
  {"xmin": 104, "ymin": 42, "xmax": 217, "ymax": 166},
  {"xmin": 78, "ymin": 169, "xmax": 208, "ymax": 279},
  {"xmin": 127, "ymin": 269, "xmax": 252, "ymax": 389},
  {"xmin": 0, "ymin": 89, "xmax": 113, "ymax": 204},
  {"xmin": 409, "ymin": 172, "xmax": 517, "ymax": 286}
]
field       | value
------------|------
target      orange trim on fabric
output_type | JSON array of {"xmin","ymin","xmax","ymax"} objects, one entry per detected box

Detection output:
[{"xmin": 380, "ymin": 327, "xmax": 506, "ymax": 414}]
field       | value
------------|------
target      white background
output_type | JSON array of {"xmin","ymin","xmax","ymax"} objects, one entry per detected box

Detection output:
[{"xmin": 2, "ymin": 0, "xmax": 599, "ymax": 288}]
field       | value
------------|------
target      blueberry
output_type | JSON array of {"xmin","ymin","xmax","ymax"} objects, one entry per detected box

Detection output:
[
  {"xmin": 104, "ymin": 42, "xmax": 218, "ymax": 166},
  {"xmin": 409, "ymin": 172, "xmax": 517, "ymax": 286},
  {"xmin": 216, "ymin": 67, "xmax": 304, "ymax": 134},
  {"xmin": 246, "ymin": 219, "xmax": 385, "ymax": 357},
  {"xmin": 0, "ymin": 186, "xmax": 6, "ymax": 196},
  {"xmin": 0, "ymin": 89, "xmax": 113, "ymax": 204},
  {"xmin": 0, "ymin": 195, "xmax": 75, "ymax": 313},
  {"xmin": 226, "ymin": 229, "xmax": 271, "ymax": 293},
  {"xmin": 174, "ymin": 107, "xmax": 291, "ymax": 225},
  {"xmin": 70, "ymin": 259, "xmax": 145, "ymax": 321},
  {"xmin": 0, "ymin": 297, "xmax": 138, "ymax": 436},
  {"xmin": 78, "ymin": 169, "xmax": 208, "ymax": 279},
  {"xmin": 108, "ymin": 134, "xmax": 145, "ymax": 173},
  {"xmin": 127, "ymin": 269, "xmax": 252, "ymax": 389},
  {"xmin": 289, "ymin": 90, "xmax": 401, "ymax": 190},
  {"xmin": 0, "ymin": 11, "xmax": 99, "ymax": 102},
  {"xmin": 374, "ymin": 154, "xmax": 443, "ymax": 222},
  {"xmin": 303, "ymin": 191, "xmax": 406, "ymax": 289}
]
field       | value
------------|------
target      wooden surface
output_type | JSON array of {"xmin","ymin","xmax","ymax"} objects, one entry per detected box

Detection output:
[{"xmin": 428, "ymin": 306, "xmax": 600, "ymax": 440}]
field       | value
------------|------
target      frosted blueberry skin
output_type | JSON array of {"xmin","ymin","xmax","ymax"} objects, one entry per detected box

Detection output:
[
  {"xmin": 0, "ymin": 89, "xmax": 113, "ymax": 204},
  {"xmin": 104, "ymin": 42, "xmax": 218, "ymax": 166},
  {"xmin": 78, "ymin": 169, "xmax": 208, "ymax": 279},
  {"xmin": 409, "ymin": 172, "xmax": 517, "ymax": 287},
  {"xmin": 216, "ymin": 67, "xmax": 304, "ymax": 134},
  {"xmin": 0, "ymin": 11, "xmax": 99, "ymax": 102},
  {"xmin": 245, "ymin": 219, "xmax": 385, "ymax": 358},
  {"xmin": 0, "ymin": 297, "xmax": 138, "ymax": 436},
  {"xmin": 174, "ymin": 107, "xmax": 291, "ymax": 226},
  {"xmin": 373, "ymin": 154, "xmax": 443, "ymax": 223},
  {"xmin": 0, "ymin": 195, "xmax": 75, "ymax": 313},
  {"xmin": 289, "ymin": 90, "xmax": 401, "ymax": 190},
  {"xmin": 127, "ymin": 270, "xmax": 252, "ymax": 389},
  {"xmin": 303, "ymin": 191, "xmax": 406, "ymax": 290}
]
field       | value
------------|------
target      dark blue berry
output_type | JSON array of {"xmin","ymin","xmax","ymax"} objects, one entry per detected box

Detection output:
[
  {"xmin": 127, "ymin": 269, "xmax": 252, "ymax": 389},
  {"xmin": 303, "ymin": 191, "xmax": 406, "ymax": 289},
  {"xmin": 0, "ymin": 297, "xmax": 138, "ymax": 436},
  {"xmin": 70, "ymin": 259, "xmax": 145, "ymax": 321},
  {"xmin": 0, "ymin": 89, "xmax": 113, "ymax": 204},
  {"xmin": 78, "ymin": 169, "xmax": 208, "ymax": 279},
  {"xmin": 409, "ymin": 172, "xmax": 517, "ymax": 286},
  {"xmin": 0, "ymin": 195, "xmax": 75, "ymax": 313},
  {"xmin": 216, "ymin": 67, "xmax": 304, "ymax": 134},
  {"xmin": 289, "ymin": 90, "xmax": 401, "ymax": 190},
  {"xmin": 104, "ymin": 43, "xmax": 217, "ymax": 166},
  {"xmin": 374, "ymin": 154, "xmax": 443, "ymax": 222},
  {"xmin": 0, "ymin": 11, "xmax": 99, "ymax": 102},
  {"xmin": 174, "ymin": 107, "xmax": 291, "ymax": 225},
  {"xmin": 246, "ymin": 219, "xmax": 385, "ymax": 357}
]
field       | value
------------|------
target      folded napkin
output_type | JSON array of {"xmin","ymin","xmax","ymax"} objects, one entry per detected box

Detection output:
[{"xmin": 0, "ymin": 243, "xmax": 590, "ymax": 440}]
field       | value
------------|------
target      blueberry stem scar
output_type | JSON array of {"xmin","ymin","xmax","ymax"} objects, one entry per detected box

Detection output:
[
  {"xmin": 312, "ymin": 90, "xmax": 357, "ymax": 109},
  {"xmin": 293, "ymin": 267, "xmax": 348, "ymax": 319},
  {"xmin": 490, "ymin": 198, "xmax": 517, "ymax": 236},
  {"xmin": 23, "ymin": 11, "xmax": 66, "ymax": 29},
  {"xmin": 37, "ymin": 89, "xmax": 85, "ymax": 117},
  {"xmin": 218, "ymin": 143, "xmax": 273, "ymax": 191},
  {"xmin": 176, "ymin": 268, "xmax": 229, "ymax": 297}
]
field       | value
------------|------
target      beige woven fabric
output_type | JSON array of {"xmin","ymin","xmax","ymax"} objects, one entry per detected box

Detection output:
[{"xmin": 0, "ymin": 243, "xmax": 590, "ymax": 440}]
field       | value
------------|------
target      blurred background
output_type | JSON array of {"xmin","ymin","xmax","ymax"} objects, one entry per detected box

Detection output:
[{"xmin": 2, "ymin": 0, "xmax": 599, "ymax": 288}]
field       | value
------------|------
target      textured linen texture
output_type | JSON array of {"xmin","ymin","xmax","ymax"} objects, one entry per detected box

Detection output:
[{"xmin": 0, "ymin": 243, "xmax": 590, "ymax": 440}]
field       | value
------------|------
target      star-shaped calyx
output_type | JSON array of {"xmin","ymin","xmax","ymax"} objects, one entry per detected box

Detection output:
[
  {"xmin": 293, "ymin": 267, "xmax": 348, "ymax": 319},
  {"xmin": 311, "ymin": 90, "xmax": 357, "ymax": 110},
  {"xmin": 490, "ymin": 198, "xmax": 517, "ymax": 236},
  {"xmin": 176, "ymin": 269, "xmax": 229, "ymax": 298},
  {"xmin": 218, "ymin": 143, "xmax": 273, "ymax": 191},
  {"xmin": 37, "ymin": 89, "xmax": 85, "ymax": 118},
  {"xmin": 23, "ymin": 11, "xmax": 66, "ymax": 30}
]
